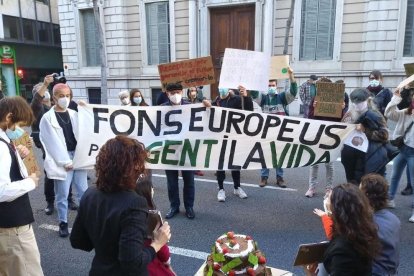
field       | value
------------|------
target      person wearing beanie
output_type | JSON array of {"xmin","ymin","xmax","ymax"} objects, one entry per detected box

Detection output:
[
  {"xmin": 341, "ymin": 88, "xmax": 389, "ymax": 185},
  {"xmin": 118, "ymin": 90, "xmax": 130, "ymax": 106}
]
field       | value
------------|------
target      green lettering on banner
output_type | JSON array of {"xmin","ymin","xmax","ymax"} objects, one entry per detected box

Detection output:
[
  {"xmin": 314, "ymin": 151, "xmax": 331, "ymax": 164},
  {"xmin": 294, "ymin": 145, "xmax": 316, "ymax": 167},
  {"xmin": 179, "ymin": 139, "xmax": 200, "ymax": 166},
  {"xmin": 146, "ymin": 141, "xmax": 162, "ymax": 164},
  {"xmin": 203, "ymin": 139, "xmax": 219, "ymax": 168},
  {"xmin": 287, "ymin": 144, "xmax": 298, "ymax": 168},
  {"xmin": 161, "ymin": 140, "xmax": 183, "ymax": 165},
  {"xmin": 270, "ymin": 142, "xmax": 292, "ymax": 168}
]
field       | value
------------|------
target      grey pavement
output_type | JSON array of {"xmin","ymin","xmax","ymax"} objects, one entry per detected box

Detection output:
[{"xmin": 29, "ymin": 148, "xmax": 413, "ymax": 276}]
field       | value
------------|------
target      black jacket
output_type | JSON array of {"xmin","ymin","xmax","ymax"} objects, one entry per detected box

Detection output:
[
  {"xmin": 212, "ymin": 93, "xmax": 253, "ymax": 111},
  {"xmin": 70, "ymin": 187, "xmax": 155, "ymax": 276},
  {"xmin": 323, "ymin": 236, "xmax": 372, "ymax": 276}
]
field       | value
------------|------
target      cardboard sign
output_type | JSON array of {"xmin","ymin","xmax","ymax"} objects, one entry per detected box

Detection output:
[
  {"xmin": 404, "ymin": 63, "xmax": 414, "ymax": 77},
  {"xmin": 269, "ymin": 55, "xmax": 290, "ymax": 80},
  {"xmin": 13, "ymin": 132, "xmax": 40, "ymax": 175},
  {"xmin": 219, "ymin": 48, "xmax": 270, "ymax": 92},
  {"xmin": 158, "ymin": 56, "xmax": 215, "ymax": 90},
  {"xmin": 314, "ymin": 82, "xmax": 345, "ymax": 118},
  {"xmin": 397, "ymin": 74, "xmax": 414, "ymax": 90}
]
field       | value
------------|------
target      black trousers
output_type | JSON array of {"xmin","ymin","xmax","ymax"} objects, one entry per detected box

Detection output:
[
  {"xmin": 216, "ymin": 171, "xmax": 240, "ymax": 190},
  {"xmin": 341, "ymin": 144, "xmax": 365, "ymax": 185}
]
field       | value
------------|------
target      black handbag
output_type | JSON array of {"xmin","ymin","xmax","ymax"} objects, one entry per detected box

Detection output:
[{"xmin": 390, "ymin": 121, "xmax": 413, "ymax": 149}]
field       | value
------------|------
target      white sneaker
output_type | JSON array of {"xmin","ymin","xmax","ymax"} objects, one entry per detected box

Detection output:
[
  {"xmin": 234, "ymin": 187, "xmax": 248, "ymax": 199},
  {"xmin": 305, "ymin": 188, "xmax": 315, "ymax": 198},
  {"xmin": 409, "ymin": 210, "xmax": 414, "ymax": 223},
  {"xmin": 387, "ymin": 199, "xmax": 396, "ymax": 209},
  {"xmin": 217, "ymin": 189, "xmax": 226, "ymax": 202}
]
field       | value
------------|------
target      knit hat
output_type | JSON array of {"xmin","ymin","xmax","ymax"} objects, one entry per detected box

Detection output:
[
  {"xmin": 350, "ymin": 88, "xmax": 370, "ymax": 103},
  {"xmin": 118, "ymin": 90, "xmax": 129, "ymax": 99},
  {"xmin": 310, "ymin": 75, "xmax": 318, "ymax": 81}
]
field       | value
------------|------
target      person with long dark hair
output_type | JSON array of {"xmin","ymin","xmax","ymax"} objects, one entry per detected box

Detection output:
[
  {"xmin": 305, "ymin": 184, "xmax": 380, "ymax": 275},
  {"xmin": 130, "ymin": 89, "xmax": 149, "ymax": 106},
  {"xmin": 70, "ymin": 136, "xmax": 171, "ymax": 276}
]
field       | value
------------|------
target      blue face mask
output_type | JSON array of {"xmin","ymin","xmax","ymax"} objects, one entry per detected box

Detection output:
[
  {"xmin": 268, "ymin": 87, "xmax": 277, "ymax": 95},
  {"xmin": 133, "ymin": 97, "xmax": 142, "ymax": 104},
  {"xmin": 219, "ymin": 88, "xmax": 229, "ymax": 97},
  {"xmin": 6, "ymin": 126, "xmax": 24, "ymax": 140}
]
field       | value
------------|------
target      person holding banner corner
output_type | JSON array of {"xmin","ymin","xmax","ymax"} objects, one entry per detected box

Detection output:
[
  {"xmin": 259, "ymin": 67, "xmax": 297, "ymax": 188},
  {"xmin": 212, "ymin": 85, "xmax": 253, "ymax": 202}
]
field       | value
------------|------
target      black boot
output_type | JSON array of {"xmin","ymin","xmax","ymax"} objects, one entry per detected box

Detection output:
[
  {"xmin": 401, "ymin": 186, "xmax": 413, "ymax": 196},
  {"xmin": 44, "ymin": 202, "xmax": 54, "ymax": 215}
]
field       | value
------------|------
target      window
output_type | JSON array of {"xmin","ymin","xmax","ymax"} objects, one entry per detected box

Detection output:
[
  {"xmin": 80, "ymin": 9, "xmax": 101, "ymax": 67},
  {"xmin": 3, "ymin": 15, "xmax": 21, "ymax": 40},
  {"xmin": 151, "ymin": 88, "xmax": 163, "ymax": 105},
  {"xmin": 53, "ymin": 24, "xmax": 61, "ymax": 45},
  {"xmin": 38, "ymin": 21, "xmax": 51, "ymax": 44},
  {"xmin": 300, "ymin": 0, "xmax": 336, "ymax": 60},
  {"xmin": 404, "ymin": 0, "xmax": 414, "ymax": 56},
  {"xmin": 145, "ymin": 2, "xmax": 170, "ymax": 65},
  {"xmin": 22, "ymin": 19, "xmax": 36, "ymax": 42},
  {"xmin": 88, "ymin": 88, "xmax": 101, "ymax": 104}
]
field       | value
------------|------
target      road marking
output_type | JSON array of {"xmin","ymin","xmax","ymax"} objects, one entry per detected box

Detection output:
[
  {"xmin": 39, "ymin": 224, "xmax": 209, "ymax": 260},
  {"xmin": 152, "ymin": 174, "xmax": 297, "ymax": 192}
]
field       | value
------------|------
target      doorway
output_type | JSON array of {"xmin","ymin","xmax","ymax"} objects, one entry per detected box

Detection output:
[{"xmin": 210, "ymin": 5, "xmax": 255, "ymax": 99}]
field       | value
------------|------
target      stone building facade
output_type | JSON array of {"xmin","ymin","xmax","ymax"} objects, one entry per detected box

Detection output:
[{"xmin": 58, "ymin": 0, "xmax": 414, "ymax": 115}]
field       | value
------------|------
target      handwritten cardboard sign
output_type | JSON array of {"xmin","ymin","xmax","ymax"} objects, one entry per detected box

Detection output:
[
  {"xmin": 314, "ymin": 82, "xmax": 345, "ymax": 118},
  {"xmin": 219, "ymin": 48, "xmax": 270, "ymax": 92},
  {"xmin": 270, "ymin": 55, "xmax": 290, "ymax": 80},
  {"xmin": 158, "ymin": 56, "xmax": 216, "ymax": 90},
  {"xmin": 401, "ymin": 63, "xmax": 414, "ymax": 89},
  {"xmin": 13, "ymin": 132, "xmax": 40, "ymax": 175}
]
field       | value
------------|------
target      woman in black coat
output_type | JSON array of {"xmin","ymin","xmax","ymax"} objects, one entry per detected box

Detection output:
[{"xmin": 70, "ymin": 136, "xmax": 171, "ymax": 276}]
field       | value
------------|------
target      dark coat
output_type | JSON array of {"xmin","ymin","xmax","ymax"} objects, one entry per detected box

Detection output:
[
  {"xmin": 323, "ymin": 236, "xmax": 372, "ymax": 276},
  {"xmin": 212, "ymin": 93, "xmax": 253, "ymax": 111},
  {"xmin": 70, "ymin": 187, "xmax": 155, "ymax": 276}
]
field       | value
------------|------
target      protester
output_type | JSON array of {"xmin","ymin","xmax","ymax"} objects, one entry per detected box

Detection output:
[
  {"xmin": 304, "ymin": 184, "xmax": 380, "ymax": 276},
  {"xmin": 299, "ymin": 74, "xmax": 318, "ymax": 118},
  {"xmin": 384, "ymin": 88, "xmax": 414, "ymax": 219},
  {"xmin": 135, "ymin": 176, "xmax": 176, "ymax": 276},
  {"xmin": 39, "ymin": 83, "xmax": 88, "ymax": 237},
  {"xmin": 161, "ymin": 83, "xmax": 211, "ymax": 219},
  {"xmin": 360, "ymin": 174, "xmax": 400, "ymax": 275},
  {"xmin": 70, "ymin": 136, "xmax": 171, "ymax": 276},
  {"xmin": 118, "ymin": 90, "xmax": 131, "ymax": 106},
  {"xmin": 212, "ymin": 86, "xmax": 253, "ymax": 202},
  {"xmin": 366, "ymin": 70, "xmax": 392, "ymax": 115},
  {"xmin": 305, "ymin": 78, "xmax": 347, "ymax": 198},
  {"xmin": 341, "ymin": 88, "xmax": 389, "ymax": 184},
  {"xmin": 0, "ymin": 96, "xmax": 43, "ymax": 276},
  {"xmin": 31, "ymin": 75, "xmax": 77, "ymax": 215},
  {"xmin": 130, "ymin": 89, "xmax": 149, "ymax": 106},
  {"xmin": 156, "ymin": 90, "xmax": 169, "ymax": 106},
  {"xmin": 249, "ymin": 90, "xmax": 262, "ymax": 112},
  {"xmin": 259, "ymin": 67, "xmax": 297, "ymax": 188},
  {"xmin": 186, "ymin": 87, "xmax": 204, "ymax": 177}
]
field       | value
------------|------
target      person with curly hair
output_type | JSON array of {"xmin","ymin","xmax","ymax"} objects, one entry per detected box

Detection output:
[
  {"xmin": 305, "ymin": 183, "xmax": 380, "ymax": 276},
  {"xmin": 360, "ymin": 174, "xmax": 400, "ymax": 275},
  {"xmin": 70, "ymin": 136, "xmax": 171, "ymax": 276}
]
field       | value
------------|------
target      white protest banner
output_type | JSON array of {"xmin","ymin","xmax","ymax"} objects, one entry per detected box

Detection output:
[
  {"xmin": 218, "ymin": 48, "xmax": 270, "ymax": 92},
  {"xmin": 269, "ymin": 55, "xmax": 290, "ymax": 80},
  {"xmin": 73, "ymin": 104, "xmax": 355, "ymax": 171}
]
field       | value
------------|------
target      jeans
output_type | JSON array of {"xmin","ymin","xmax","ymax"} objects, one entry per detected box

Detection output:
[
  {"xmin": 308, "ymin": 162, "xmax": 334, "ymax": 190},
  {"xmin": 406, "ymin": 169, "xmax": 412, "ymax": 188},
  {"xmin": 389, "ymin": 145, "xmax": 414, "ymax": 207},
  {"xmin": 261, "ymin": 168, "xmax": 283, "ymax": 178},
  {"xmin": 216, "ymin": 170, "xmax": 240, "ymax": 189},
  {"xmin": 54, "ymin": 151, "xmax": 88, "ymax": 223},
  {"xmin": 165, "ymin": 170, "xmax": 195, "ymax": 210}
]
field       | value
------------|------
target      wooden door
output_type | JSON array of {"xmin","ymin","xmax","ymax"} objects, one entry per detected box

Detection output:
[{"xmin": 210, "ymin": 5, "xmax": 255, "ymax": 99}]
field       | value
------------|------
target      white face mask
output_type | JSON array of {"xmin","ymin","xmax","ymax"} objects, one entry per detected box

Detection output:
[
  {"xmin": 121, "ymin": 98, "xmax": 130, "ymax": 105},
  {"xmin": 169, "ymin": 94, "xmax": 182, "ymax": 105},
  {"xmin": 353, "ymin": 101, "xmax": 368, "ymax": 112},
  {"xmin": 369, "ymin": 79, "xmax": 380, "ymax": 87},
  {"xmin": 133, "ymin": 97, "xmax": 142, "ymax": 105},
  {"xmin": 57, "ymin": 97, "xmax": 70, "ymax": 110},
  {"xmin": 268, "ymin": 87, "xmax": 277, "ymax": 95}
]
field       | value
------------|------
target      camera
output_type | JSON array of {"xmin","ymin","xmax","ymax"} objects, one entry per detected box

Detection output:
[{"xmin": 52, "ymin": 73, "xmax": 67, "ymax": 84}]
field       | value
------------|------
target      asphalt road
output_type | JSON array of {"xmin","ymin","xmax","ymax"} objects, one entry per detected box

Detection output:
[{"xmin": 28, "ymin": 143, "xmax": 414, "ymax": 276}]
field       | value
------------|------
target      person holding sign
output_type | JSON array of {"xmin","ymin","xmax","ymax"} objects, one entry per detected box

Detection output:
[
  {"xmin": 0, "ymin": 96, "xmax": 43, "ymax": 276},
  {"xmin": 161, "ymin": 83, "xmax": 211, "ymax": 219},
  {"xmin": 212, "ymin": 86, "xmax": 253, "ymax": 202},
  {"xmin": 366, "ymin": 70, "xmax": 392, "ymax": 115},
  {"xmin": 384, "ymin": 88, "xmax": 414, "ymax": 220},
  {"xmin": 39, "ymin": 83, "xmax": 88, "ymax": 238},
  {"xmin": 259, "ymin": 67, "xmax": 297, "ymax": 188}
]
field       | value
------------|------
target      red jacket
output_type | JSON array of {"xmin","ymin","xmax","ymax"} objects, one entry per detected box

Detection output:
[{"xmin": 144, "ymin": 239, "xmax": 175, "ymax": 276}]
